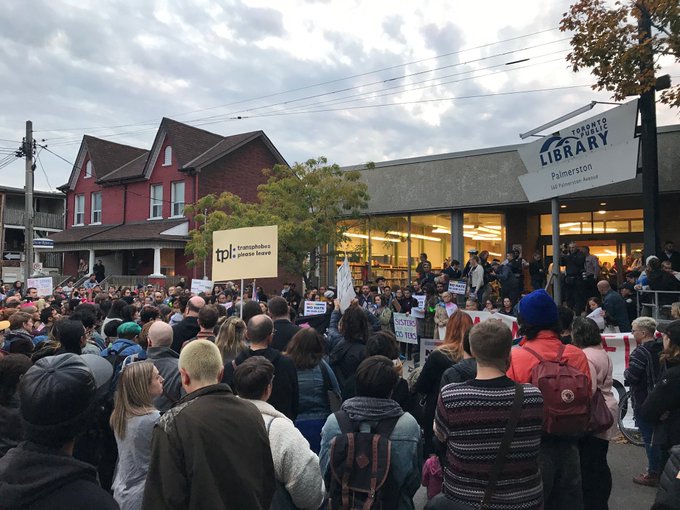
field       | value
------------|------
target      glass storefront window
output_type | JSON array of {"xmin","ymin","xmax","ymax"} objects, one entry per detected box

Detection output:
[
  {"xmin": 463, "ymin": 212, "xmax": 505, "ymax": 259},
  {"xmin": 409, "ymin": 213, "xmax": 452, "ymax": 274},
  {"xmin": 540, "ymin": 209, "xmax": 643, "ymax": 236}
]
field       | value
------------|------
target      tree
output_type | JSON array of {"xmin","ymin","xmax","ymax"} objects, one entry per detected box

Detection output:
[
  {"xmin": 560, "ymin": 0, "xmax": 679, "ymax": 107},
  {"xmin": 185, "ymin": 157, "xmax": 371, "ymax": 288}
]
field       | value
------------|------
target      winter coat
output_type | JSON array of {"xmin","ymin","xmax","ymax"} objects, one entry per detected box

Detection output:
[
  {"xmin": 247, "ymin": 399, "xmax": 325, "ymax": 510},
  {"xmin": 440, "ymin": 358, "xmax": 478, "ymax": 389},
  {"xmin": 655, "ymin": 444, "xmax": 680, "ymax": 509},
  {"xmin": 146, "ymin": 346, "xmax": 183, "ymax": 413},
  {"xmin": 113, "ymin": 412, "xmax": 159, "ymax": 510},
  {"xmin": 329, "ymin": 339, "xmax": 366, "ymax": 391},
  {"xmin": 223, "ymin": 346, "xmax": 299, "ymax": 420},
  {"xmin": 641, "ymin": 362, "xmax": 680, "ymax": 450},
  {"xmin": 0, "ymin": 441, "xmax": 118, "ymax": 509},
  {"xmin": 583, "ymin": 345, "xmax": 618, "ymax": 440},
  {"xmin": 170, "ymin": 316, "xmax": 199, "ymax": 353},
  {"xmin": 271, "ymin": 319, "xmax": 301, "ymax": 352},
  {"xmin": 374, "ymin": 306, "xmax": 394, "ymax": 332},
  {"xmin": 0, "ymin": 394, "xmax": 22, "ymax": 458},
  {"xmin": 2, "ymin": 329, "xmax": 33, "ymax": 353},
  {"xmin": 142, "ymin": 384, "xmax": 275, "ymax": 510}
]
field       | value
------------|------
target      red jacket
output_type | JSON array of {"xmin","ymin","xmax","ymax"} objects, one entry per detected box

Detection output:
[{"xmin": 507, "ymin": 331, "xmax": 591, "ymax": 387}]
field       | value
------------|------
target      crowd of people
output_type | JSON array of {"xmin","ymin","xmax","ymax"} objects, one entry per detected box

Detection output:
[{"xmin": 0, "ymin": 241, "xmax": 679, "ymax": 509}]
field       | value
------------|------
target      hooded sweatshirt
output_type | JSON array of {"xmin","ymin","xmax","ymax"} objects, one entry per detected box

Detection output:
[{"xmin": 0, "ymin": 441, "xmax": 118, "ymax": 510}]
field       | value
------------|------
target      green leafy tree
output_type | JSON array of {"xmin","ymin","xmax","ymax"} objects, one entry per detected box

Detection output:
[
  {"xmin": 185, "ymin": 157, "xmax": 371, "ymax": 288},
  {"xmin": 560, "ymin": 0, "xmax": 679, "ymax": 107}
]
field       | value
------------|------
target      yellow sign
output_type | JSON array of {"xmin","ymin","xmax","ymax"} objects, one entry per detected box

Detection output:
[{"xmin": 212, "ymin": 225, "xmax": 278, "ymax": 281}]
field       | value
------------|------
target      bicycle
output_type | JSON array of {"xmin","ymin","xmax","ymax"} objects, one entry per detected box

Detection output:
[{"xmin": 617, "ymin": 389, "xmax": 644, "ymax": 446}]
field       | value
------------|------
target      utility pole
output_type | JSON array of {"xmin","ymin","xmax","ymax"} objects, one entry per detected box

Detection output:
[
  {"xmin": 638, "ymin": 8, "xmax": 659, "ymax": 260},
  {"xmin": 24, "ymin": 120, "xmax": 34, "ymax": 280}
]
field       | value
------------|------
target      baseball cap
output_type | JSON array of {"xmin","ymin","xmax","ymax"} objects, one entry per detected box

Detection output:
[
  {"xmin": 19, "ymin": 353, "xmax": 113, "ymax": 446},
  {"xmin": 117, "ymin": 321, "xmax": 142, "ymax": 336},
  {"xmin": 656, "ymin": 320, "xmax": 680, "ymax": 346}
]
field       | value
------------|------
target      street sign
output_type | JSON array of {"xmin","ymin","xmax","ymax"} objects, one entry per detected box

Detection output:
[
  {"xmin": 517, "ymin": 100, "xmax": 639, "ymax": 202},
  {"xmin": 33, "ymin": 238, "xmax": 54, "ymax": 249},
  {"xmin": 3, "ymin": 253, "xmax": 21, "ymax": 260}
]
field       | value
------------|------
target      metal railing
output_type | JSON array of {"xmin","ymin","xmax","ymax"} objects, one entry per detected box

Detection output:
[
  {"xmin": 636, "ymin": 289, "xmax": 680, "ymax": 320},
  {"xmin": 3, "ymin": 208, "xmax": 63, "ymax": 230},
  {"xmin": 103, "ymin": 275, "xmax": 184, "ymax": 290}
]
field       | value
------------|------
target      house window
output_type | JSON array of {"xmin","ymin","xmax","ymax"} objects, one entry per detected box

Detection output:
[
  {"xmin": 171, "ymin": 181, "xmax": 185, "ymax": 217},
  {"xmin": 163, "ymin": 146, "xmax": 172, "ymax": 166},
  {"xmin": 85, "ymin": 160, "xmax": 93, "ymax": 178},
  {"xmin": 74, "ymin": 194, "xmax": 85, "ymax": 225},
  {"xmin": 91, "ymin": 192, "xmax": 102, "ymax": 224},
  {"xmin": 150, "ymin": 184, "xmax": 163, "ymax": 219}
]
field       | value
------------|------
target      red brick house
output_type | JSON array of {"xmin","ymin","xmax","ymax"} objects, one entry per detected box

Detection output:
[{"xmin": 50, "ymin": 118, "xmax": 287, "ymax": 285}]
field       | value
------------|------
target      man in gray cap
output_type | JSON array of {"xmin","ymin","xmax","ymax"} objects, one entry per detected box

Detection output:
[{"xmin": 0, "ymin": 353, "xmax": 117, "ymax": 509}]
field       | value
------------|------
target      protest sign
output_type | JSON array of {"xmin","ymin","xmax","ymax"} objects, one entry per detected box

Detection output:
[
  {"xmin": 448, "ymin": 280, "xmax": 467, "ymax": 296},
  {"xmin": 463, "ymin": 310, "xmax": 520, "ymax": 338},
  {"xmin": 419, "ymin": 338, "xmax": 442, "ymax": 365},
  {"xmin": 191, "ymin": 279, "xmax": 214, "ymax": 295},
  {"xmin": 26, "ymin": 277, "xmax": 52, "ymax": 297},
  {"xmin": 393, "ymin": 313, "xmax": 418, "ymax": 344},
  {"xmin": 212, "ymin": 225, "xmax": 278, "ymax": 281},
  {"xmin": 411, "ymin": 294, "xmax": 426, "ymax": 319},
  {"xmin": 337, "ymin": 256, "xmax": 355, "ymax": 313},
  {"xmin": 303, "ymin": 301, "xmax": 327, "ymax": 316}
]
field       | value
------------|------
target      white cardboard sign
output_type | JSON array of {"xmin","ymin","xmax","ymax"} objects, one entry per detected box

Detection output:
[
  {"xmin": 191, "ymin": 279, "xmax": 214, "ymax": 295},
  {"xmin": 27, "ymin": 277, "xmax": 53, "ymax": 297},
  {"xmin": 393, "ymin": 313, "xmax": 418, "ymax": 345},
  {"xmin": 303, "ymin": 301, "xmax": 327, "ymax": 316}
]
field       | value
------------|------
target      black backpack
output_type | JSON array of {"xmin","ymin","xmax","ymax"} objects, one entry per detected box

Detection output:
[{"xmin": 326, "ymin": 411, "xmax": 399, "ymax": 510}]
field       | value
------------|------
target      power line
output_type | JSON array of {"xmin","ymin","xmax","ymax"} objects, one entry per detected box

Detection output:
[
  {"xmin": 35, "ymin": 149, "xmax": 53, "ymax": 191},
  {"xmin": 229, "ymin": 84, "xmax": 594, "ymax": 120},
  {"xmin": 38, "ymin": 27, "xmax": 562, "ymax": 139}
]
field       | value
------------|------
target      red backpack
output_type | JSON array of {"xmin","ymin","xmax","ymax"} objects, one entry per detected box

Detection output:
[{"xmin": 523, "ymin": 344, "xmax": 590, "ymax": 436}]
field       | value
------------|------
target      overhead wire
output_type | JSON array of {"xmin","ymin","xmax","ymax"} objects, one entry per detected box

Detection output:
[
  {"xmin": 36, "ymin": 26, "xmax": 561, "ymax": 137},
  {"xmin": 35, "ymin": 148, "xmax": 54, "ymax": 191}
]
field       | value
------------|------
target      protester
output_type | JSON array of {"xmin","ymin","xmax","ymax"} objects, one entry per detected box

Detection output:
[
  {"xmin": 320, "ymin": 355, "xmax": 422, "ymax": 509},
  {"xmin": 285, "ymin": 328, "xmax": 340, "ymax": 453},
  {"xmin": 641, "ymin": 320, "xmax": 680, "ymax": 469},
  {"xmin": 415, "ymin": 310, "xmax": 473, "ymax": 456},
  {"xmin": 170, "ymin": 296, "xmax": 204, "ymax": 352},
  {"xmin": 558, "ymin": 305, "xmax": 576, "ymax": 344},
  {"xmin": 0, "ymin": 353, "xmax": 117, "ymax": 509},
  {"xmin": 181, "ymin": 304, "xmax": 219, "ymax": 349},
  {"xmin": 433, "ymin": 320, "xmax": 544, "ymax": 509},
  {"xmin": 372, "ymin": 294, "xmax": 394, "ymax": 333},
  {"xmin": 214, "ymin": 316, "xmax": 247, "ymax": 364},
  {"xmin": 439, "ymin": 328, "xmax": 477, "ymax": 388},
  {"xmin": 328, "ymin": 301, "xmax": 371, "ymax": 389},
  {"xmin": 2, "ymin": 312, "xmax": 34, "ymax": 356},
  {"xmin": 562, "ymin": 242, "xmax": 587, "ymax": 312},
  {"xmin": 110, "ymin": 361, "xmax": 163, "ymax": 510},
  {"xmin": 572, "ymin": 317, "xmax": 618, "ymax": 510},
  {"xmin": 222, "ymin": 314, "xmax": 299, "ymax": 420},
  {"xmin": 653, "ymin": 445, "xmax": 680, "ymax": 509},
  {"xmin": 597, "ymin": 280, "xmax": 631, "ymax": 332},
  {"xmin": 0, "ymin": 354, "xmax": 32, "ymax": 458},
  {"xmin": 625, "ymin": 316, "xmax": 664, "ymax": 486},
  {"xmin": 507, "ymin": 289, "xmax": 591, "ymax": 510},
  {"xmin": 233, "ymin": 356, "xmax": 325, "ymax": 509},
  {"xmin": 659, "ymin": 240, "xmax": 680, "ymax": 272},
  {"xmin": 143, "ymin": 340, "xmax": 275, "ymax": 509},
  {"xmin": 145, "ymin": 321, "xmax": 182, "ymax": 414},
  {"xmin": 268, "ymin": 296, "xmax": 301, "ymax": 352}
]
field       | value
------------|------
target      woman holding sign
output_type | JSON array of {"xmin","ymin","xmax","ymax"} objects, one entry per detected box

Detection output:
[
  {"xmin": 414, "ymin": 310, "xmax": 473, "ymax": 456},
  {"xmin": 372, "ymin": 295, "xmax": 393, "ymax": 333}
]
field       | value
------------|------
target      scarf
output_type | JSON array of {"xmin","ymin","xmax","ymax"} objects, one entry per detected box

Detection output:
[{"xmin": 341, "ymin": 396, "xmax": 404, "ymax": 422}]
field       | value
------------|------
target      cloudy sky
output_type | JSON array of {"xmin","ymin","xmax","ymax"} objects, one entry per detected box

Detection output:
[{"xmin": 0, "ymin": 0, "xmax": 678, "ymax": 191}]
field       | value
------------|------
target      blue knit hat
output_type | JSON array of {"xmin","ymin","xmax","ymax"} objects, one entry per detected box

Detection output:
[{"xmin": 518, "ymin": 289, "xmax": 558, "ymax": 327}]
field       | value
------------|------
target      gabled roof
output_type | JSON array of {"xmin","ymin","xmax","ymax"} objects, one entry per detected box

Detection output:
[
  {"xmin": 63, "ymin": 136, "xmax": 147, "ymax": 190},
  {"xmin": 60, "ymin": 119, "xmax": 288, "ymax": 189}
]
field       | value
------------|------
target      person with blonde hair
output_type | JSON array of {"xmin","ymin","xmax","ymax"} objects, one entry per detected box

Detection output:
[
  {"xmin": 110, "ymin": 361, "xmax": 163, "ymax": 510},
  {"xmin": 143, "ymin": 340, "xmax": 275, "ymax": 509},
  {"xmin": 414, "ymin": 310, "xmax": 474, "ymax": 455},
  {"xmin": 215, "ymin": 316, "xmax": 247, "ymax": 363}
]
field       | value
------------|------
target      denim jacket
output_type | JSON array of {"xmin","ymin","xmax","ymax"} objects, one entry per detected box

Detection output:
[
  {"xmin": 297, "ymin": 361, "xmax": 341, "ymax": 420},
  {"xmin": 319, "ymin": 408, "xmax": 422, "ymax": 510}
]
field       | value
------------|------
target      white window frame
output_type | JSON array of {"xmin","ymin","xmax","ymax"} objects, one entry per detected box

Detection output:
[
  {"xmin": 149, "ymin": 184, "xmax": 163, "ymax": 219},
  {"xmin": 84, "ymin": 161, "xmax": 92, "ymax": 178},
  {"xmin": 74, "ymin": 194, "xmax": 85, "ymax": 226},
  {"xmin": 91, "ymin": 192, "xmax": 102, "ymax": 224},
  {"xmin": 163, "ymin": 146, "xmax": 172, "ymax": 166},
  {"xmin": 170, "ymin": 181, "xmax": 185, "ymax": 218}
]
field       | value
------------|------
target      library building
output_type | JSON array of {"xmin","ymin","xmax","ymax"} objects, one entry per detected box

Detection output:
[{"xmin": 327, "ymin": 124, "xmax": 680, "ymax": 290}]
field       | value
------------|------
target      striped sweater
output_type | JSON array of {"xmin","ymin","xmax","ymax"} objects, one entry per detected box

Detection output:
[{"xmin": 435, "ymin": 376, "xmax": 544, "ymax": 510}]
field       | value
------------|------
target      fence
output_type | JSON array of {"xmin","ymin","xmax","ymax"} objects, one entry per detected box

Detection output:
[{"xmin": 636, "ymin": 289, "xmax": 680, "ymax": 320}]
